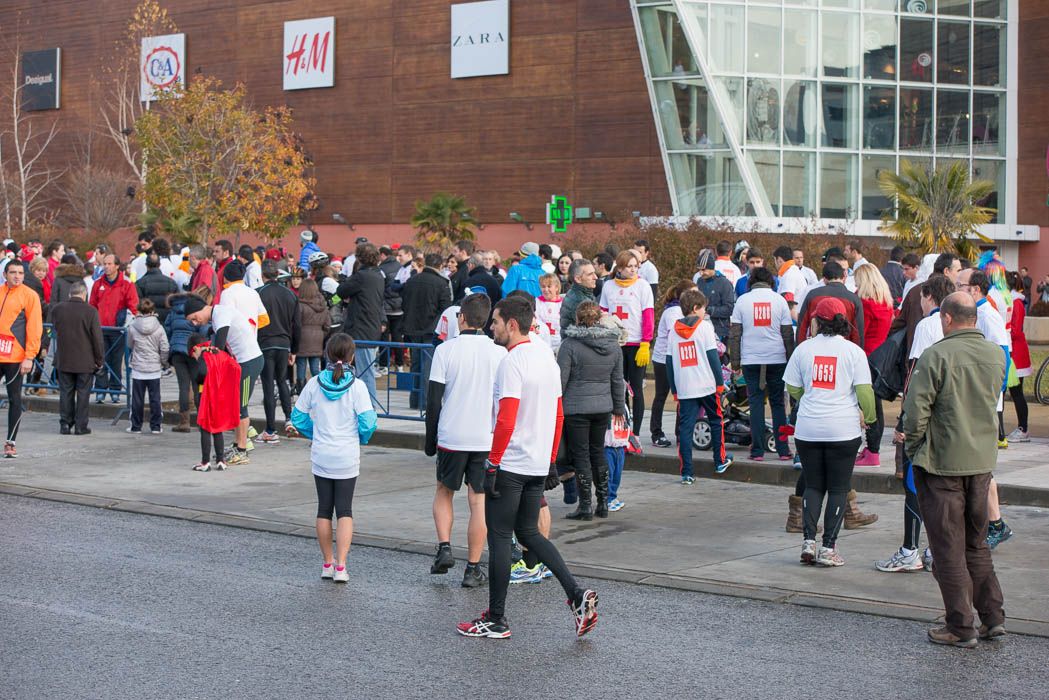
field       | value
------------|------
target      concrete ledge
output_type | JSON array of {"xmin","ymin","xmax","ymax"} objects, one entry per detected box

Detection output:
[{"xmin": 784, "ymin": 593, "xmax": 944, "ymax": 623}]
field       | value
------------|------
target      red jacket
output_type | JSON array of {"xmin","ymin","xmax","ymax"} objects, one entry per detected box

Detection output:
[
  {"xmin": 189, "ymin": 260, "xmax": 218, "ymax": 297},
  {"xmin": 89, "ymin": 273, "xmax": 139, "ymax": 327},
  {"xmin": 861, "ymin": 298, "xmax": 894, "ymax": 356}
]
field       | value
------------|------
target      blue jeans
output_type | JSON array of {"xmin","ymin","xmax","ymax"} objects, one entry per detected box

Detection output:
[
  {"xmin": 354, "ymin": 346, "xmax": 377, "ymax": 407},
  {"xmin": 741, "ymin": 363, "xmax": 790, "ymax": 458},
  {"xmin": 296, "ymin": 356, "xmax": 322, "ymax": 384},
  {"xmin": 605, "ymin": 446, "xmax": 624, "ymax": 502},
  {"xmin": 676, "ymin": 394, "xmax": 724, "ymax": 478}
]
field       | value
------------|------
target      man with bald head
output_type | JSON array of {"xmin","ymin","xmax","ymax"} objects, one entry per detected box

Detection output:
[{"xmin": 902, "ymin": 291, "xmax": 1006, "ymax": 648}]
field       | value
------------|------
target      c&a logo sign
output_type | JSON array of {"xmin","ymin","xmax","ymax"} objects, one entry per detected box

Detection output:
[
  {"xmin": 284, "ymin": 17, "xmax": 335, "ymax": 91},
  {"xmin": 140, "ymin": 33, "xmax": 186, "ymax": 102}
]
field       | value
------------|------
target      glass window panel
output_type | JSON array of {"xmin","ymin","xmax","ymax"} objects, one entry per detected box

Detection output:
[
  {"xmin": 782, "ymin": 152, "xmax": 818, "ymax": 217},
  {"xmin": 708, "ymin": 4, "xmax": 745, "ymax": 74},
  {"xmin": 937, "ymin": 20, "xmax": 970, "ymax": 85},
  {"xmin": 899, "ymin": 87, "xmax": 933, "ymax": 150},
  {"xmin": 715, "ymin": 76, "xmax": 746, "ymax": 143},
  {"xmin": 864, "ymin": 15, "xmax": 897, "ymax": 80},
  {"xmin": 972, "ymin": 91, "xmax": 1004, "ymax": 156},
  {"xmin": 972, "ymin": 159, "xmax": 1003, "ymax": 223},
  {"xmin": 653, "ymin": 78, "xmax": 732, "ymax": 150},
  {"xmin": 783, "ymin": 80, "xmax": 819, "ymax": 146},
  {"xmin": 938, "ymin": 0, "xmax": 970, "ymax": 16},
  {"xmin": 823, "ymin": 0, "xmax": 860, "ymax": 8},
  {"xmin": 973, "ymin": 24, "xmax": 1004, "ymax": 87},
  {"xmin": 899, "ymin": 18, "xmax": 934, "ymax": 83},
  {"xmin": 820, "ymin": 153, "xmax": 858, "ymax": 218},
  {"xmin": 973, "ymin": 0, "xmax": 1005, "ymax": 19},
  {"xmin": 901, "ymin": 0, "xmax": 935, "ymax": 14},
  {"xmin": 637, "ymin": 6, "xmax": 700, "ymax": 78},
  {"xmin": 936, "ymin": 89, "xmax": 970, "ymax": 155},
  {"xmin": 747, "ymin": 78, "xmax": 781, "ymax": 145},
  {"xmin": 670, "ymin": 153, "xmax": 753, "ymax": 217},
  {"xmin": 864, "ymin": 86, "xmax": 896, "ymax": 149},
  {"xmin": 751, "ymin": 150, "xmax": 782, "ymax": 216},
  {"xmin": 865, "ymin": 0, "xmax": 898, "ymax": 9},
  {"xmin": 822, "ymin": 83, "xmax": 859, "ymax": 148},
  {"xmin": 748, "ymin": 8, "xmax": 782, "ymax": 74},
  {"xmin": 784, "ymin": 11, "xmax": 818, "ymax": 77},
  {"xmin": 861, "ymin": 155, "xmax": 895, "ymax": 219},
  {"xmin": 822, "ymin": 12, "xmax": 860, "ymax": 78}
]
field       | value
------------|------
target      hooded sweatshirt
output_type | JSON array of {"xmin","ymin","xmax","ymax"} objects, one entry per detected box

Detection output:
[
  {"xmin": 557, "ymin": 324, "xmax": 626, "ymax": 416},
  {"xmin": 127, "ymin": 314, "xmax": 169, "ymax": 378},
  {"xmin": 501, "ymin": 253, "xmax": 544, "ymax": 298},
  {"xmin": 291, "ymin": 367, "xmax": 377, "ymax": 479},
  {"xmin": 665, "ymin": 316, "xmax": 722, "ymax": 400}
]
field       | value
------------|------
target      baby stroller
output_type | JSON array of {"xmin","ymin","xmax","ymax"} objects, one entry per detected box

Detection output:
[{"xmin": 692, "ymin": 363, "xmax": 776, "ymax": 453}]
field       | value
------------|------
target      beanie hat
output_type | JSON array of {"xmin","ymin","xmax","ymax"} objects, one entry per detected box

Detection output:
[
  {"xmin": 696, "ymin": 249, "xmax": 716, "ymax": 270},
  {"xmin": 520, "ymin": 242, "xmax": 540, "ymax": 256},
  {"xmin": 182, "ymin": 295, "xmax": 207, "ymax": 316},
  {"xmin": 223, "ymin": 260, "xmax": 246, "ymax": 282}
]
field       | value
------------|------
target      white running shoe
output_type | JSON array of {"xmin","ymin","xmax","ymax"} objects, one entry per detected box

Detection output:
[
  {"xmin": 800, "ymin": 539, "xmax": 817, "ymax": 565},
  {"xmin": 816, "ymin": 546, "xmax": 845, "ymax": 567},
  {"xmin": 1006, "ymin": 428, "xmax": 1030, "ymax": 443},
  {"xmin": 875, "ymin": 547, "xmax": 924, "ymax": 573},
  {"xmin": 321, "ymin": 563, "xmax": 334, "ymax": 580},
  {"xmin": 333, "ymin": 565, "xmax": 349, "ymax": 583}
]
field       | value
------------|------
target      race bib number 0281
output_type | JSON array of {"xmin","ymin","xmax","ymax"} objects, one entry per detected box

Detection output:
[
  {"xmin": 811, "ymin": 355, "xmax": 838, "ymax": 390},
  {"xmin": 678, "ymin": 341, "xmax": 699, "ymax": 368}
]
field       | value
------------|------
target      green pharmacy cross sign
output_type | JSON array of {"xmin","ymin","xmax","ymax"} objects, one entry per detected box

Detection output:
[{"xmin": 546, "ymin": 195, "xmax": 573, "ymax": 234}]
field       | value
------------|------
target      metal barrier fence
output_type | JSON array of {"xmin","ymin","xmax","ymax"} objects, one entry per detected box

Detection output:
[{"xmin": 352, "ymin": 339, "xmax": 434, "ymax": 422}]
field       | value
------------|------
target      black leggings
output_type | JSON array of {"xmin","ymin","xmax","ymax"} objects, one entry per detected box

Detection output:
[
  {"xmin": 487, "ymin": 470, "xmax": 580, "ymax": 620},
  {"xmin": 1010, "ymin": 378, "xmax": 1028, "ymax": 432},
  {"xmin": 796, "ymin": 437, "xmax": 862, "ymax": 548},
  {"xmin": 261, "ymin": 348, "xmax": 292, "ymax": 433},
  {"xmin": 200, "ymin": 429, "xmax": 224, "ymax": 464},
  {"xmin": 315, "ymin": 475, "xmax": 357, "ymax": 519},
  {"xmin": 621, "ymin": 346, "xmax": 645, "ymax": 436},
  {"xmin": 650, "ymin": 361, "xmax": 670, "ymax": 438},
  {"xmin": 2, "ymin": 363, "xmax": 23, "ymax": 443}
]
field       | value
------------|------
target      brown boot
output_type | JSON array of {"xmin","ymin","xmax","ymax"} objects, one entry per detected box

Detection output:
[
  {"xmin": 786, "ymin": 495, "xmax": 803, "ymax": 533},
  {"xmin": 173, "ymin": 410, "xmax": 192, "ymax": 433},
  {"xmin": 844, "ymin": 489, "xmax": 878, "ymax": 529}
]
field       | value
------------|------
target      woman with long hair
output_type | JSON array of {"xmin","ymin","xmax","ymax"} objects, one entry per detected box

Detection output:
[
  {"xmin": 598, "ymin": 250, "xmax": 655, "ymax": 436},
  {"xmin": 784, "ymin": 297, "xmax": 876, "ymax": 567},
  {"xmin": 854, "ymin": 264, "xmax": 895, "ymax": 466},
  {"xmin": 556, "ymin": 254, "xmax": 573, "ymax": 293},
  {"xmin": 1007, "ymin": 271, "xmax": 1031, "ymax": 442},
  {"xmin": 295, "ymin": 278, "xmax": 330, "ymax": 393},
  {"xmin": 650, "ymin": 279, "xmax": 696, "ymax": 448}
]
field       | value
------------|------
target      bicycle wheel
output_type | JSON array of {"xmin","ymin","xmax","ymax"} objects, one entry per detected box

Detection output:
[{"xmin": 1035, "ymin": 357, "xmax": 1049, "ymax": 405}]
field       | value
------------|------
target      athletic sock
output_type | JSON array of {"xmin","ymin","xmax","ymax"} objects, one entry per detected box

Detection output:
[
  {"xmin": 900, "ymin": 547, "xmax": 917, "ymax": 557},
  {"xmin": 438, "ymin": 541, "xmax": 451, "ymax": 549},
  {"xmin": 467, "ymin": 561, "xmax": 479, "ymax": 569}
]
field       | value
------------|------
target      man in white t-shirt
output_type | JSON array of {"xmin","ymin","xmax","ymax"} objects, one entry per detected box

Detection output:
[
  {"xmin": 634, "ymin": 239, "xmax": 660, "ymax": 300},
  {"xmin": 713, "ymin": 240, "xmax": 741, "ymax": 288},
  {"xmin": 728, "ymin": 266, "xmax": 795, "ymax": 460},
  {"xmin": 773, "ymin": 246, "xmax": 806, "ymax": 310},
  {"xmin": 218, "ymin": 260, "xmax": 270, "ymax": 334},
  {"xmin": 793, "ymin": 248, "xmax": 819, "ymax": 288},
  {"xmin": 457, "ymin": 295, "xmax": 598, "ymax": 641},
  {"xmin": 424, "ymin": 294, "xmax": 505, "ymax": 588},
  {"xmin": 844, "ymin": 240, "xmax": 872, "ymax": 288},
  {"xmin": 666, "ymin": 289, "xmax": 729, "ymax": 482},
  {"xmin": 434, "ymin": 304, "xmax": 460, "ymax": 343}
]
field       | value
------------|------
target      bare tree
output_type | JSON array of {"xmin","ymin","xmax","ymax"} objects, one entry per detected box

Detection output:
[{"xmin": 59, "ymin": 131, "xmax": 137, "ymax": 238}]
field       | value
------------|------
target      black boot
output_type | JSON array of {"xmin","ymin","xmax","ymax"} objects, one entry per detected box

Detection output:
[
  {"xmin": 593, "ymin": 464, "xmax": 609, "ymax": 518},
  {"xmin": 565, "ymin": 471, "xmax": 593, "ymax": 521}
]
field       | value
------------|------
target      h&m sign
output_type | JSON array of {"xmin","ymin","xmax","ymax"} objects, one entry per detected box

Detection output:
[
  {"xmin": 451, "ymin": 0, "xmax": 509, "ymax": 79},
  {"xmin": 284, "ymin": 17, "xmax": 335, "ymax": 90},
  {"xmin": 21, "ymin": 48, "xmax": 61, "ymax": 111}
]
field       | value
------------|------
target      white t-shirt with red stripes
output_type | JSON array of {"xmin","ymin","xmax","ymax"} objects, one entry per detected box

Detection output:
[
  {"xmin": 493, "ymin": 340, "xmax": 562, "ymax": 477},
  {"xmin": 599, "ymin": 278, "xmax": 653, "ymax": 344},
  {"xmin": 535, "ymin": 296, "xmax": 562, "ymax": 351},
  {"xmin": 434, "ymin": 305, "xmax": 460, "ymax": 342}
]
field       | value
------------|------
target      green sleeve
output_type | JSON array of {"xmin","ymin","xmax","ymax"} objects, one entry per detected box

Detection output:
[
  {"xmin": 902, "ymin": 354, "xmax": 938, "ymax": 459},
  {"xmin": 855, "ymin": 384, "xmax": 876, "ymax": 425},
  {"xmin": 786, "ymin": 384, "xmax": 804, "ymax": 401}
]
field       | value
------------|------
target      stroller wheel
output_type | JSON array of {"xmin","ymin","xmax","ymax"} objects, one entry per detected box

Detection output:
[
  {"xmin": 693, "ymin": 421, "xmax": 712, "ymax": 451},
  {"xmin": 765, "ymin": 430, "xmax": 777, "ymax": 455}
]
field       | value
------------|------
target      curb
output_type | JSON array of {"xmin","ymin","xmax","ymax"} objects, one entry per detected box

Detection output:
[
  {"xmin": 23, "ymin": 396, "xmax": 1049, "ymax": 508},
  {"xmin": 1, "ymin": 483, "xmax": 1046, "ymax": 639}
]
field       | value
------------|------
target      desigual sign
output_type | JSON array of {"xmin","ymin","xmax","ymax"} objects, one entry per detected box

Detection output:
[
  {"xmin": 21, "ymin": 48, "xmax": 61, "ymax": 111},
  {"xmin": 140, "ymin": 33, "xmax": 185, "ymax": 102},
  {"xmin": 451, "ymin": 0, "xmax": 509, "ymax": 79},
  {"xmin": 284, "ymin": 17, "xmax": 335, "ymax": 91}
]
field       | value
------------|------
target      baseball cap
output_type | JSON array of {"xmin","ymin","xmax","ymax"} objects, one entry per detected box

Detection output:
[
  {"xmin": 265, "ymin": 248, "xmax": 283, "ymax": 261},
  {"xmin": 520, "ymin": 242, "xmax": 540, "ymax": 256},
  {"xmin": 696, "ymin": 249, "xmax": 716, "ymax": 270},
  {"xmin": 466, "ymin": 285, "xmax": 488, "ymax": 297},
  {"xmin": 813, "ymin": 296, "xmax": 848, "ymax": 320}
]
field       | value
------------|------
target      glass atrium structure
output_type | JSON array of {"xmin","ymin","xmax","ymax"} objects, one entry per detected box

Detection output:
[{"xmin": 632, "ymin": 1, "xmax": 1010, "ymax": 224}]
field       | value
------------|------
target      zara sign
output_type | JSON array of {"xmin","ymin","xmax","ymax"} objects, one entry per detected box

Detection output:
[
  {"xmin": 450, "ymin": 0, "xmax": 509, "ymax": 79},
  {"xmin": 140, "ymin": 33, "xmax": 185, "ymax": 102}
]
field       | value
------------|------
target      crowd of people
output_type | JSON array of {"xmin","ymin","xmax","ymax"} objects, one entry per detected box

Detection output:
[{"xmin": 0, "ymin": 229, "xmax": 1034, "ymax": 645}]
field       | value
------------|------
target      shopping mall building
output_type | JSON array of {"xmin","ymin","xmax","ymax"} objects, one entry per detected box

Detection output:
[{"xmin": 4, "ymin": 0, "xmax": 1047, "ymax": 268}]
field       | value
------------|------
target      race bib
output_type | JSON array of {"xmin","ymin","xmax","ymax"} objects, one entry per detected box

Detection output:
[
  {"xmin": 0, "ymin": 334, "xmax": 15, "ymax": 361},
  {"xmin": 752, "ymin": 301, "xmax": 772, "ymax": 327},
  {"xmin": 811, "ymin": 355, "xmax": 838, "ymax": 390},
  {"xmin": 678, "ymin": 341, "xmax": 699, "ymax": 368}
]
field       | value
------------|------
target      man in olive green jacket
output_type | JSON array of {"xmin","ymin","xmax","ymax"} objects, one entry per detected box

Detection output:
[{"xmin": 902, "ymin": 292, "xmax": 1006, "ymax": 648}]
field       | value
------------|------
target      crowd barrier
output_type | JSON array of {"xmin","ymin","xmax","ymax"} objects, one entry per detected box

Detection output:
[{"xmin": 353, "ymin": 339, "xmax": 435, "ymax": 422}]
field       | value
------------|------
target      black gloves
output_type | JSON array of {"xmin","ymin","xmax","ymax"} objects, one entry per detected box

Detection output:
[
  {"xmin": 544, "ymin": 462, "xmax": 560, "ymax": 491},
  {"xmin": 484, "ymin": 460, "xmax": 500, "ymax": 499}
]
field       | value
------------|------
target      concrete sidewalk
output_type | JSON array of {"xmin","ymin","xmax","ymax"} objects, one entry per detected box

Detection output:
[{"xmin": 2, "ymin": 412, "xmax": 1047, "ymax": 637}]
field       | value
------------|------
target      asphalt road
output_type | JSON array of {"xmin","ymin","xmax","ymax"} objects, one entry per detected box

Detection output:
[{"xmin": 2, "ymin": 496, "xmax": 1047, "ymax": 700}]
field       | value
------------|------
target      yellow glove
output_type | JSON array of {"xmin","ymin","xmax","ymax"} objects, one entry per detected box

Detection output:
[{"xmin": 636, "ymin": 341, "xmax": 651, "ymax": 368}]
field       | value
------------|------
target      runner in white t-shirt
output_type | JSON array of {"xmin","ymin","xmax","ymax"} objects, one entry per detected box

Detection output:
[
  {"xmin": 728, "ymin": 266, "xmax": 794, "ymax": 459},
  {"xmin": 784, "ymin": 296, "xmax": 876, "ymax": 568},
  {"xmin": 424, "ymin": 294, "xmax": 505, "ymax": 587},
  {"xmin": 536, "ymin": 273, "xmax": 563, "ymax": 353},
  {"xmin": 651, "ymin": 280, "xmax": 695, "ymax": 448},
  {"xmin": 434, "ymin": 304, "xmax": 460, "ymax": 342},
  {"xmin": 219, "ymin": 261, "xmax": 269, "ymax": 333},
  {"xmin": 773, "ymin": 246, "xmax": 806, "ymax": 308},
  {"xmin": 457, "ymin": 295, "xmax": 598, "ymax": 641},
  {"xmin": 714, "ymin": 241, "xmax": 741, "ymax": 288}
]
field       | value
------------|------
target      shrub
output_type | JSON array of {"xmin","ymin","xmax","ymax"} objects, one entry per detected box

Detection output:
[{"xmin": 1030, "ymin": 301, "xmax": 1049, "ymax": 318}]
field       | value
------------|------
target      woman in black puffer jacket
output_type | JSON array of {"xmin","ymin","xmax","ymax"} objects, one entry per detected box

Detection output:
[{"xmin": 556, "ymin": 301, "xmax": 625, "ymax": 520}]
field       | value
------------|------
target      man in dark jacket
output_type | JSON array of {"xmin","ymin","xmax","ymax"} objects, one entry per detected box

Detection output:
[
  {"xmin": 257, "ymin": 260, "xmax": 301, "ymax": 442},
  {"xmin": 560, "ymin": 259, "xmax": 597, "ymax": 331},
  {"xmin": 337, "ymin": 243, "xmax": 385, "ymax": 406},
  {"xmin": 401, "ymin": 254, "xmax": 452, "ymax": 409},
  {"xmin": 50, "ymin": 281, "xmax": 103, "ymax": 435},
  {"xmin": 795, "ymin": 261, "xmax": 865, "ymax": 348},
  {"xmin": 449, "ymin": 240, "xmax": 475, "ymax": 302},
  {"xmin": 463, "ymin": 252, "xmax": 502, "ymax": 305},
  {"xmin": 693, "ymin": 249, "xmax": 735, "ymax": 342},
  {"xmin": 378, "ymin": 246, "xmax": 404, "ymax": 370},
  {"xmin": 135, "ymin": 254, "xmax": 178, "ymax": 323},
  {"xmin": 881, "ymin": 246, "xmax": 907, "ymax": 305}
]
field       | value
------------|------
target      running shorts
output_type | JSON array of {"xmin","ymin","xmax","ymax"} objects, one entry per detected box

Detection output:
[
  {"xmin": 436, "ymin": 449, "xmax": 487, "ymax": 493},
  {"xmin": 239, "ymin": 355, "xmax": 265, "ymax": 419}
]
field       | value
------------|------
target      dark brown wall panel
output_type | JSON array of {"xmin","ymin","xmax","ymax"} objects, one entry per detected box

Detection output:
[{"xmin": 1017, "ymin": 1, "xmax": 1049, "ymax": 227}]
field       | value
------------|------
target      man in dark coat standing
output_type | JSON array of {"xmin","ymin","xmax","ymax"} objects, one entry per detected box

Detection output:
[
  {"xmin": 463, "ymin": 252, "xmax": 502, "ymax": 305},
  {"xmin": 337, "ymin": 243, "xmax": 386, "ymax": 406},
  {"xmin": 401, "ymin": 253, "xmax": 452, "ymax": 409},
  {"xmin": 50, "ymin": 281, "xmax": 104, "ymax": 435}
]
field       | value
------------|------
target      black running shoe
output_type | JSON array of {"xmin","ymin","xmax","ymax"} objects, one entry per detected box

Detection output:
[
  {"xmin": 457, "ymin": 610, "xmax": 510, "ymax": 638},
  {"xmin": 431, "ymin": 545, "xmax": 455, "ymax": 574},
  {"xmin": 652, "ymin": 434, "xmax": 672, "ymax": 448},
  {"xmin": 461, "ymin": 566, "xmax": 488, "ymax": 588}
]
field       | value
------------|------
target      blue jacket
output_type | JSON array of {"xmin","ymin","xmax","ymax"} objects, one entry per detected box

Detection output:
[
  {"xmin": 164, "ymin": 294, "xmax": 209, "ymax": 356},
  {"xmin": 299, "ymin": 241, "xmax": 321, "ymax": 271},
  {"xmin": 501, "ymin": 254, "xmax": 544, "ymax": 298}
]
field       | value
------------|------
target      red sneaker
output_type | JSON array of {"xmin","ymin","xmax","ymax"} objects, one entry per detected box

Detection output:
[{"xmin": 854, "ymin": 448, "xmax": 881, "ymax": 467}]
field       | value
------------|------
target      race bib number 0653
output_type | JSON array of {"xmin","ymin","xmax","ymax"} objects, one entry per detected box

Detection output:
[{"xmin": 811, "ymin": 355, "xmax": 838, "ymax": 390}]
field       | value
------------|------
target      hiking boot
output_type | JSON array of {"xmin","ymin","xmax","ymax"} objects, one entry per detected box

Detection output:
[
  {"xmin": 786, "ymin": 495, "xmax": 804, "ymax": 533},
  {"xmin": 461, "ymin": 566, "xmax": 487, "ymax": 588},
  {"xmin": 431, "ymin": 545, "xmax": 455, "ymax": 574},
  {"xmin": 978, "ymin": 623, "xmax": 1006, "ymax": 640},
  {"xmin": 173, "ymin": 411, "xmax": 192, "ymax": 433},
  {"xmin": 565, "ymin": 506, "xmax": 593, "ymax": 521},
  {"xmin": 927, "ymin": 626, "xmax": 977, "ymax": 648},
  {"xmin": 844, "ymin": 489, "xmax": 878, "ymax": 529}
]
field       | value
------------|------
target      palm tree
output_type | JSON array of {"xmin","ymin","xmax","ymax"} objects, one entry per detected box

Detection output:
[
  {"xmin": 878, "ymin": 159, "xmax": 996, "ymax": 259},
  {"xmin": 410, "ymin": 192, "xmax": 477, "ymax": 253}
]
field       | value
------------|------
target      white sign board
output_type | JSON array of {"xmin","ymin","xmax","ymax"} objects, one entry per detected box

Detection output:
[
  {"xmin": 284, "ymin": 17, "xmax": 335, "ymax": 90},
  {"xmin": 451, "ymin": 0, "xmax": 509, "ymax": 79},
  {"xmin": 140, "ymin": 33, "xmax": 185, "ymax": 102}
]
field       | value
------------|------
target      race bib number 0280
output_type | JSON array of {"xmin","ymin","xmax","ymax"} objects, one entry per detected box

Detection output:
[
  {"xmin": 752, "ymin": 301, "xmax": 772, "ymax": 327},
  {"xmin": 811, "ymin": 355, "xmax": 838, "ymax": 390}
]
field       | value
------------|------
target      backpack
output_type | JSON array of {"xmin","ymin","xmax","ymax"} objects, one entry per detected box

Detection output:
[{"xmin": 868, "ymin": 328, "xmax": 907, "ymax": 401}]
